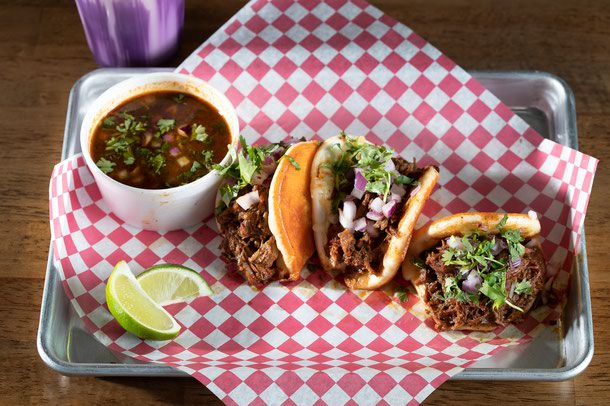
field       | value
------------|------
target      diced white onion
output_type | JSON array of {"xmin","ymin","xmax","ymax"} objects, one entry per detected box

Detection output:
[
  {"xmin": 369, "ymin": 197, "xmax": 384, "ymax": 213},
  {"xmin": 528, "ymin": 210, "xmax": 538, "ymax": 220},
  {"xmin": 353, "ymin": 217, "xmax": 367, "ymax": 232},
  {"xmin": 446, "ymin": 236, "xmax": 465, "ymax": 249},
  {"xmin": 252, "ymin": 171, "xmax": 269, "ymax": 185},
  {"xmin": 462, "ymin": 270, "xmax": 482, "ymax": 294},
  {"xmin": 176, "ymin": 156, "xmax": 190, "ymax": 168},
  {"xmin": 390, "ymin": 183, "xmax": 406, "ymax": 197},
  {"xmin": 382, "ymin": 200, "xmax": 397, "ymax": 218},
  {"xmin": 390, "ymin": 193, "xmax": 402, "ymax": 203},
  {"xmin": 236, "ymin": 190, "xmax": 260, "ymax": 210},
  {"xmin": 366, "ymin": 210, "xmax": 383, "ymax": 221},
  {"xmin": 343, "ymin": 200, "xmax": 356, "ymax": 221},
  {"xmin": 339, "ymin": 200, "xmax": 357, "ymax": 231},
  {"xmin": 384, "ymin": 159, "xmax": 395, "ymax": 172},
  {"xmin": 350, "ymin": 187, "xmax": 365, "ymax": 200}
]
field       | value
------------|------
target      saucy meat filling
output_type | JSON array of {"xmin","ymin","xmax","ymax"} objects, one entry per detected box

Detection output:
[
  {"xmin": 416, "ymin": 216, "xmax": 546, "ymax": 331},
  {"xmin": 324, "ymin": 134, "xmax": 424, "ymax": 275}
]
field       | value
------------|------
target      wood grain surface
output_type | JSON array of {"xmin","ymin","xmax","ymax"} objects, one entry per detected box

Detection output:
[{"xmin": 0, "ymin": 0, "xmax": 608, "ymax": 404}]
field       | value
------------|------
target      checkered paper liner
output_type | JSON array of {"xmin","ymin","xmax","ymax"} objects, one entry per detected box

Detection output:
[{"xmin": 49, "ymin": 0, "xmax": 597, "ymax": 404}]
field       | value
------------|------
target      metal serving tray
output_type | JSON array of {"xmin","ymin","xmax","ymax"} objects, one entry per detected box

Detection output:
[{"xmin": 37, "ymin": 68, "xmax": 594, "ymax": 380}]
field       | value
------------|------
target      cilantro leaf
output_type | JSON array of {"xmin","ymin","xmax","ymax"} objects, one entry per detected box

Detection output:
[
  {"xmin": 514, "ymin": 280, "xmax": 532, "ymax": 295},
  {"xmin": 123, "ymin": 150, "xmax": 135, "ymax": 165},
  {"xmin": 156, "ymin": 119, "xmax": 175, "ymax": 136},
  {"xmin": 395, "ymin": 175, "xmax": 418, "ymax": 186},
  {"xmin": 173, "ymin": 94, "xmax": 186, "ymax": 104},
  {"xmin": 191, "ymin": 124, "xmax": 209, "ymax": 143},
  {"xmin": 150, "ymin": 154, "xmax": 165, "ymax": 175},
  {"xmin": 190, "ymin": 161, "xmax": 202, "ymax": 173},
  {"xmin": 284, "ymin": 155, "xmax": 301, "ymax": 170},
  {"xmin": 479, "ymin": 279, "xmax": 506, "ymax": 309},
  {"xmin": 238, "ymin": 152, "xmax": 257, "ymax": 184},
  {"xmin": 394, "ymin": 287, "xmax": 410, "ymax": 303},
  {"xmin": 412, "ymin": 257, "xmax": 426, "ymax": 268},
  {"xmin": 102, "ymin": 117, "xmax": 115, "ymax": 128},
  {"xmin": 201, "ymin": 150, "xmax": 214, "ymax": 169},
  {"xmin": 96, "ymin": 158, "xmax": 115, "ymax": 174}
]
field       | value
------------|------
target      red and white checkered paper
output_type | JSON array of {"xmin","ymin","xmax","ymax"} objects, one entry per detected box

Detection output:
[{"xmin": 49, "ymin": 0, "xmax": 598, "ymax": 404}]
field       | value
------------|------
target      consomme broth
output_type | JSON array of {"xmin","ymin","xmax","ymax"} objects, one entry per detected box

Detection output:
[{"xmin": 90, "ymin": 91, "xmax": 231, "ymax": 189}]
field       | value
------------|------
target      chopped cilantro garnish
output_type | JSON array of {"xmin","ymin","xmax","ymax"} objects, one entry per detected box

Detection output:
[
  {"xmin": 201, "ymin": 150, "xmax": 214, "ymax": 169},
  {"xmin": 395, "ymin": 174, "xmax": 419, "ymax": 186},
  {"xmin": 190, "ymin": 161, "xmax": 202, "ymax": 173},
  {"xmin": 413, "ymin": 257, "xmax": 426, "ymax": 268},
  {"xmin": 116, "ymin": 116, "xmax": 146, "ymax": 136},
  {"xmin": 214, "ymin": 136, "xmax": 284, "ymax": 209},
  {"xmin": 514, "ymin": 280, "xmax": 532, "ymax": 295},
  {"xmin": 326, "ymin": 132, "xmax": 405, "ymax": 204},
  {"xmin": 191, "ymin": 124, "xmax": 209, "ymax": 143},
  {"xmin": 156, "ymin": 119, "xmax": 175, "ymax": 136},
  {"xmin": 96, "ymin": 157, "xmax": 115, "ymax": 174},
  {"xmin": 434, "ymin": 215, "xmax": 532, "ymax": 312},
  {"xmin": 102, "ymin": 117, "xmax": 115, "ymax": 128},
  {"xmin": 394, "ymin": 286, "xmax": 410, "ymax": 303},
  {"xmin": 123, "ymin": 150, "xmax": 135, "ymax": 165},
  {"xmin": 173, "ymin": 94, "xmax": 186, "ymax": 104},
  {"xmin": 284, "ymin": 154, "xmax": 301, "ymax": 170},
  {"xmin": 150, "ymin": 154, "xmax": 165, "ymax": 174},
  {"xmin": 119, "ymin": 111, "xmax": 135, "ymax": 121}
]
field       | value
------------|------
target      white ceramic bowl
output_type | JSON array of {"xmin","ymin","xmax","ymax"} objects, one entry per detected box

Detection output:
[{"xmin": 80, "ymin": 72, "xmax": 239, "ymax": 232}]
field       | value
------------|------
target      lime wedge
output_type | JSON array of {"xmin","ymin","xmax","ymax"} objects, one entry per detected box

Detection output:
[
  {"xmin": 106, "ymin": 261, "xmax": 180, "ymax": 340},
  {"xmin": 136, "ymin": 264, "xmax": 213, "ymax": 306}
]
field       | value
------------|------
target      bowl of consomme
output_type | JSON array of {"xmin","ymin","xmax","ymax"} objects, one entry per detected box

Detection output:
[{"xmin": 80, "ymin": 72, "xmax": 239, "ymax": 231}]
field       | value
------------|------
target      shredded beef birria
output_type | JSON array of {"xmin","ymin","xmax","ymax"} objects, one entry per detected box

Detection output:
[
  {"xmin": 327, "ymin": 157, "xmax": 424, "ymax": 274},
  {"xmin": 419, "ymin": 239, "xmax": 546, "ymax": 331},
  {"xmin": 217, "ymin": 183, "xmax": 290, "ymax": 285}
]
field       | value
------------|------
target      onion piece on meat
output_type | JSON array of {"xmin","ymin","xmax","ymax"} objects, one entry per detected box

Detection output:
[
  {"xmin": 169, "ymin": 147, "xmax": 181, "ymax": 157},
  {"xmin": 261, "ymin": 156, "xmax": 277, "ymax": 174},
  {"xmin": 339, "ymin": 200, "xmax": 357, "ymax": 231},
  {"xmin": 353, "ymin": 217, "xmax": 367, "ymax": 232},
  {"xmin": 390, "ymin": 193, "xmax": 403, "ymax": 203},
  {"xmin": 252, "ymin": 171, "xmax": 269, "ymax": 185},
  {"xmin": 446, "ymin": 236, "xmax": 465, "ymax": 250},
  {"xmin": 382, "ymin": 200, "xmax": 397, "ymax": 218},
  {"xmin": 491, "ymin": 238, "xmax": 507, "ymax": 255},
  {"xmin": 366, "ymin": 210, "xmax": 383, "ymax": 221},
  {"xmin": 369, "ymin": 197, "xmax": 384, "ymax": 213},
  {"xmin": 354, "ymin": 168, "xmax": 367, "ymax": 190},
  {"xmin": 528, "ymin": 210, "xmax": 538, "ymax": 220},
  {"xmin": 351, "ymin": 168, "xmax": 367, "ymax": 200},
  {"xmin": 162, "ymin": 133, "xmax": 175, "ymax": 143},
  {"xmin": 384, "ymin": 159, "xmax": 395, "ymax": 172},
  {"xmin": 510, "ymin": 257, "xmax": 522, "ymax": 268},
  {"xmin": 390, "ymin": 183, "xmax": 406, "ymax": 197},
  {"xmin": 236, "ymin": 190, "xmax": 260, "ymax": 210},
  {"xmin": 462, "ymin": 270, "xmax": 482, "ymax": 294}
]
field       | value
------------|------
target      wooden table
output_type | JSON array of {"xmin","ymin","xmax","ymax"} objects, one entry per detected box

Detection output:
[{"xmin": 1, "ymin": 0, "xmax": 608, "ymax": 404}]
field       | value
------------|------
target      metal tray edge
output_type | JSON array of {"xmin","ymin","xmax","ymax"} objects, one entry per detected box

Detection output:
[{"xmin": 37, "ymin": 68, "xmax": 593, "ymax": 381}]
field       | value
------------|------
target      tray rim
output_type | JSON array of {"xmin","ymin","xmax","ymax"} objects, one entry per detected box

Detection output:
[{"xmin": 37, "ymin": 68, "xmax": 594, "ymax": 381}]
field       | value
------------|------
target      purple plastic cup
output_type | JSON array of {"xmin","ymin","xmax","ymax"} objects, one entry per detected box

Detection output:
[{"xmin": 75, "ymin": 0, "xmax": 184, "ymax": 67}]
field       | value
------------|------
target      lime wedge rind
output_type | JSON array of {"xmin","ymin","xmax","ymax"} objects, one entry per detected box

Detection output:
[{"xmin": 106, "ymin": 261, "xmax": 180, "ymax": 341}]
